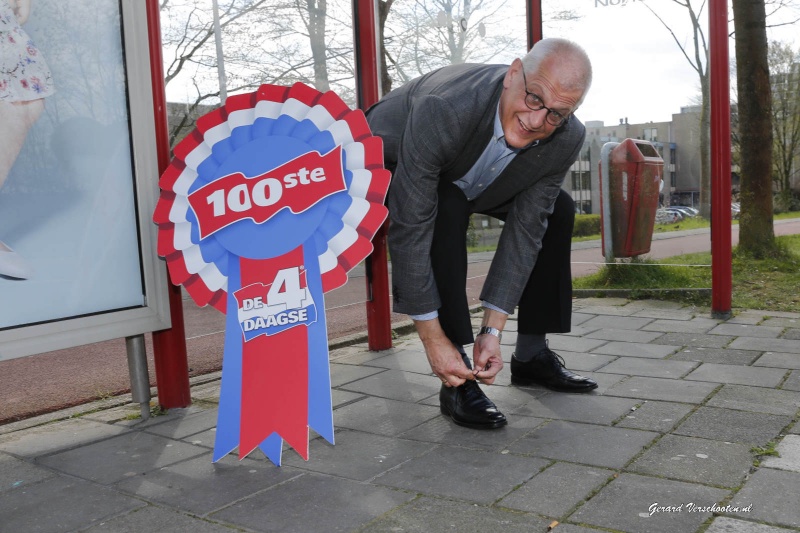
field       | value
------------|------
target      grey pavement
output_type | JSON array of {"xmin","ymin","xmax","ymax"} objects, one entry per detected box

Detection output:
[{"xmin": 2, "ymin": 298, "xmax": 800, "ymax": 532}]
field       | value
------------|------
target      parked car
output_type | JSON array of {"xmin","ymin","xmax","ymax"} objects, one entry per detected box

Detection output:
[
  {"xmin": 671, "ymin": 206, "xmax": 699, "ymax": 217},
  {"xmin": 655, "ymin": 208, "xmax": 681, "ymax": 224}
]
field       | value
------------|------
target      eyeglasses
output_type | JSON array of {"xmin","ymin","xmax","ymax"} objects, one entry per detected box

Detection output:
[{"xmin": 520, "ymin": 66, "xmax": 570, "ymax": 127}]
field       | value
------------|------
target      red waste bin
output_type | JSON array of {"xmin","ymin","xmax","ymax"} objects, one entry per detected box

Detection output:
[{"xmin": 599, "ymin": 139, "xmax": 664, "ymax": 258}]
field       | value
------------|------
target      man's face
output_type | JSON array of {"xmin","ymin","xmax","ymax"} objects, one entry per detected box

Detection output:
[{"xmin": 499, "ymin": 57, "xmax": 584, "ymax": 149}]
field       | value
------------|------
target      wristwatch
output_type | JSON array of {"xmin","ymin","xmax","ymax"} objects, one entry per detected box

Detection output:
[{"xmin": 477, "ymin": 326, "xmax": 502, "ymax": 341}]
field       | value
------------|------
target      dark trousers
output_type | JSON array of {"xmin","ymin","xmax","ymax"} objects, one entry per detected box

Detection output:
[{"xmin": 431, "ymin": 182, "xmax": 575, "ymax": 347}]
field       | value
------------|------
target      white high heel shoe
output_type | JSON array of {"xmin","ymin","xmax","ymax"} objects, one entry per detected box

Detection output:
[{"xmin": 0, "ymin": 240, "xmax": 33, "ymax": 279}]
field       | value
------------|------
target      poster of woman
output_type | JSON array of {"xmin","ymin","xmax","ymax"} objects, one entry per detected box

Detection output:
[{"xmin": 0, "ymin": 0, "xmax": 169, "ymax": 358}]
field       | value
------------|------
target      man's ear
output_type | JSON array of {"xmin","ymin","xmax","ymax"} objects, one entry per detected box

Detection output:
[{"xmin": 503, "ymin": 58, "xmax": 522, "ymax": 90}]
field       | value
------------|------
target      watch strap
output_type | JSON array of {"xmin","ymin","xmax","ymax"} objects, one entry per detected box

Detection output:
[{"xmin": 478, "ymin": 326, "xmax": 502, "ymax": 341}]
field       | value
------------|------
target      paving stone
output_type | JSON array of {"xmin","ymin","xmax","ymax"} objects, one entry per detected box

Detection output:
[
  {"xmin": 727, "ymin": 314, "xmax": 765, "ymax": 325},
  {"xmin": 546, "ymin": 335, "xmax": 610, "ymax": 353},
  {"xmin": 554, "ymin": 350, "xmax": 619, "ymax": 372},
  {"xmin": 729, "ymin": 336, "xmax": 800, "ymax": 353},
  {"xmin": 330, "ymin": 363, "xmax": 388, "ymax": 386},
  {"xmin": 782, "ymin": 328, "xmax": 800, "ymax": 340},
  {"xmin": 211, "ymin": 473, "xmax": 415, "ymax": 532},
  {"xmin": 762, "ymin": 434, "xmax": 800, "ymax": 473},
  {"xmin": 674, "ymin": 406, "xmax": 791, "ymax": 446},
  {"xmin": 597, "ymin": 357, "xmax": 698, "ymax": 379},
  {"xmin": 400, "ymin": 413, "xmax": 544, "ymax": 451},
  {"xmin": 0, "ymin": 418, "xmax": 128, "ymax": 458},
  {"xmin": 685, "ymin": 364, "xmax": 787, "ymax": 388},
  {"xmin": 571, "ymin": 473, "xmax": 729, "ymax": 533},
  {"xmin": 709, "ymin": 323, "xmax": 785, "ymax": 338},
  {"xmin": 339, "ymin": 369, "xmax": 441, "ymax": 403},
  {"xmin": 605, "ymin": 376, "xmax": 719, "ymax": 404},
  {"xmin": 115, "ymin": 454, "xmax": 302, "ymax": 515},
  {"xmin": 332, "ymin": 396, "xmax": 440, "ymax": 436},
  {"xmin": 0, "ymin": 453, "xmax": 54, "ymax": 493},
  {"xmin": 0, "ymin": 475, "xmax": 145, "ymax": 533},
  {"xmin": 572, "ymin": 312, "xmax": 594, "ymax": 326},
  {"xmin": 705, "ymin": 517, "xmax": 796, "ymax": 533},
  {"xmin": 359, "ymin": 349, "xmax": 437, "ymax": 374},
  {"xmin": 331, "ymin": 388, "xmax": 363, "ymax": 408},
  {"xmin": 629, "ymin": 434, "xmax": 753, "ymax": 488},
  {"xmin": 281, "ymin": 429, "xmax": 434, "ymax": 481},
  {"xmin": 579, "ymin": 315, "xmax": 655, "ymax": 331},
  {"xmin": 362, "ymin": 496, "xmax": 550, "ymax": 532},
  {"xmin": 762, "ymin": 317, "xmax": 800, "ymax": 328},
  {"xmin": 631, "ymin": 308, "xmax": 697, "ymax": 320},
  {"xmin": 512, "ymin": 393, "xmax": 640, "ymax": 425},
  {"xmin": 729, "ymin": 468, "xmax": 800, "ymax": 528},
  {"xmin": 374, "ymin": 445, "xmax": 548, "ymax": 504},
  {"xmin": 784, "ymin": 370, "xmax": 800, "ymax": 392},
  {"xmin": 591, "ymin": 341, "xmax": 680, "ymax": 359},
  {"xmin": 643, "ymin": 317, "xmax": 722, "ymax": 334},
  {"xmin": 82, "ymin": 506, "xmax": 234, "ymax": 532},
  {"xmin": 651, "ymin": 332, "xmax": 735, "ymax": 348},
  {"xmin": 144, "ymin": 408, "xmax": 218, "ymax": 440},
  {"xmin": 507, "ymin": 421, "xmax": 658, "ymax": 469},
  {"xmin": 584, "ymin": 329, "xmax": 665, "ymax": 343},
  {"xmin": 753, "ymin": 352, "xmax": 800, "ymax": 369},
  {"xmin": 615, "ymin": 401, "xmax": 694, "ymax": 433},
  {"xmin": 706, "ymin": 384, "xmax": 800, "ymax": 415},
  {"xmin": 498, "ymin": 462, "xmax": 613, "ymax": 517},
  {"xmin": 36, "ymin": 431, "xmax": 209, "ymax": 485},
  {"xmin": 670, "ymin": 347, "xmax": 762, "ymax": 365}
]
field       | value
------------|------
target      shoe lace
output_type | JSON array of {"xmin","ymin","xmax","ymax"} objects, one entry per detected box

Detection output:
[{"xmin": 542, "ymin": 346, "xmax": 567, "ymax": 370}]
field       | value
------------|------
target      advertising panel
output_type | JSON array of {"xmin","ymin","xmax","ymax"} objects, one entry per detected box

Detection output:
[{"xmin": 0, "ymin": 0, "xmax": 170, "ymax": 360}]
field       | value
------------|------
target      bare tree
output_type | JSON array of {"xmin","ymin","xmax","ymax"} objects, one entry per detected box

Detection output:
[
  {"xmin": 642, "ymin": 0, "xmax": 711, "ymax": 219},
  {"xmin": 769, "ymin": 40, "xmax": 800, "ymax": 209}
]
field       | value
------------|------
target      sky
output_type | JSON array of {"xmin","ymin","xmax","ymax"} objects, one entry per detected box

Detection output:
[
  {"xmin": 162, "ymin": 0, "xmax": 800, "ymax": 128},
  {"xmin": 541, "ymin": 0, "xmax": 800, "ymax": 127}
]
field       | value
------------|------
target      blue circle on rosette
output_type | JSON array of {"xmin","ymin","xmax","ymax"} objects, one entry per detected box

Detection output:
[{"xmin": 187, "ymin": 115, "xmax": 353, "ymax": 261}]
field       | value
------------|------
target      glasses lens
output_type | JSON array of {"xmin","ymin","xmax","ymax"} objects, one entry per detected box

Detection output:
[{"xmin": 546, "ymin": 112, "xmax": 566, "ymax": 127}]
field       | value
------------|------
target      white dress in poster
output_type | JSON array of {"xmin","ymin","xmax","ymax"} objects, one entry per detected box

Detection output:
[{"xmin": 0, "ymin": 0, "xmax": 144, "ymax": 329}]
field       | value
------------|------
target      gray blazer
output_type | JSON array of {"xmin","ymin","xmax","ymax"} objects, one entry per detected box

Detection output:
[{"xmin": 366, "ymin": 63, "xmax": 585, "ymax": 316}]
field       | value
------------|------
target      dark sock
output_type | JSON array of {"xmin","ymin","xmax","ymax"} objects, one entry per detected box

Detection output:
[{"xmin": 514, "ymin": 334, "xmax": 547, "ymax": 362}]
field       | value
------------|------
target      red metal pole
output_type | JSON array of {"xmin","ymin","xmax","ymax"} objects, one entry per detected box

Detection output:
[
  {"xmin": 147, "ymin": 0, "xmax": 192, "ymax": 407},
  {"xmin": 709, "ymin": 0, "xmax": 733, "ymax": 318},
  {"xmin": 526, "ymin": 0, "xmax": 543, "ymax": 50},
  {"xmin": 354, "ymin": 0, "xmax": 392, "ymax": 350}
]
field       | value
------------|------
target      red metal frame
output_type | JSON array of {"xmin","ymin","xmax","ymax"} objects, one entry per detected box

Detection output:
[
  {"xmin": 709, "ymin": 0, "xmax": 733, "ymax": 317},
  {"xmin": 147, "ymin": 0, "xmax": 192, "ymax": 407},
  {"xmin": 527, "ymin": 0, "xmax": 543, "ymax": 50},
  {"xmin": 355, "ymin": 0, "xmax": 393, "ymax": 350}
]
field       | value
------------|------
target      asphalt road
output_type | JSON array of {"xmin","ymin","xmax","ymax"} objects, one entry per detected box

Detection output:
[{"xmin": 2, "ymin": 219, "xmax": 799, "ymax": 424}]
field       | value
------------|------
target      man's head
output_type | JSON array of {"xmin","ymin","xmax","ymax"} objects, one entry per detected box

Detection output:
[{"xmin": 499, "ymin": 38, "xmax": 592, "ymax": 149}]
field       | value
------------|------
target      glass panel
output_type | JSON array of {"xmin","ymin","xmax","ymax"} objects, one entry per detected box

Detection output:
[
  {"xmin": 1, "ymin": 0, "xmax": 144, "ymax": 329},
  {"xmin": 160, "ymin": 0, "xmax": 358, "ymax": 145},
  {"xmin": 382, "ymin": 0, "xmax": 528, "ymax": 92}
]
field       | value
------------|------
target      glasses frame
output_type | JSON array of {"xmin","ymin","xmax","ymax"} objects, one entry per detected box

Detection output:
[{"xmin": 520, "ymin": 66, "xmax": 570, "ymax": 128}]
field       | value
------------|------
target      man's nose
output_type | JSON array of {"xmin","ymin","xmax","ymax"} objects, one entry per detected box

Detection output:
[{"xmin": 526, "ymin": 107, "xmax": 548, "ymax": 128}]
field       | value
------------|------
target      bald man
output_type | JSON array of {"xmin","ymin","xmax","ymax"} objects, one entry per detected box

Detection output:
[{"xmin": 366, "ymin": 38, "xmax": 598, "ymax": 429}]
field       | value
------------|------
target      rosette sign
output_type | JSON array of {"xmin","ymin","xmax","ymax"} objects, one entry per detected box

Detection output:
[{"xmin": 153, "ymin": 83, "xmax": 390, "ymax": 465}]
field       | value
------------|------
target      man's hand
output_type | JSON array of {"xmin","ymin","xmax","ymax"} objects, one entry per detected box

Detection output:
[
  {"xmin": 472, "ymin": 307, "xmax": 508, "ymax": 384},
  {"xmin": 415, "ymin": 318, "xmax": 475, "ymax": 387},
  {"xmin": 472, "ymin": 333, "xmax": 503, "ymax": 384}
]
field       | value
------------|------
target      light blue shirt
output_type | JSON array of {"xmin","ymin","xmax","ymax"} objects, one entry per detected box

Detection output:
[{"xmin": 410, "ymin": 106, "xmax": 538, "ymax": 321}]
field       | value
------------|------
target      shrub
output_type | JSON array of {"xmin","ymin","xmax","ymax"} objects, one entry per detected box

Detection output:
[{"xmin": 574, "ymin": 214, "xmax": 602, "ymax": 237}]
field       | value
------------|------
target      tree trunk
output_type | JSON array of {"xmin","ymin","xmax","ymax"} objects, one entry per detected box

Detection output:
[
  {"xmin": 732, "ymin": 0, "xmax": 775, "ymax": 256},
  {"xmin": 306, "ymin": 0, "xmax": 330, "ymax": 92}
]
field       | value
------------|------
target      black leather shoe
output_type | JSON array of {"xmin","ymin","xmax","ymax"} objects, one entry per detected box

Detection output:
[
  {"xmin": 440, "ymin": 380, "xmax": 508, "ymax": 429},
  {"xmin": 511, "ymin": 347, "xmax": 598, "ymax": 393}
]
